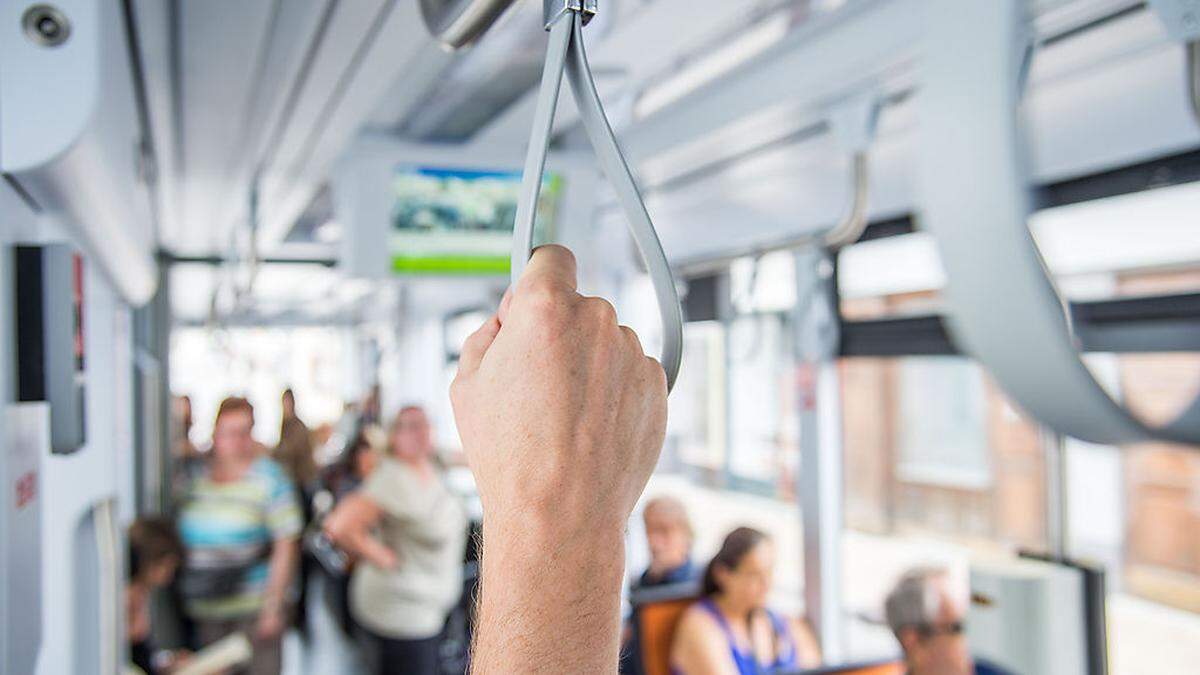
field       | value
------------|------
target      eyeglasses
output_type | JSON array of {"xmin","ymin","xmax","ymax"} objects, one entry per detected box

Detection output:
[{"xmin": 917, "ymin": 621, "xmax": 964, "ymax": 638}]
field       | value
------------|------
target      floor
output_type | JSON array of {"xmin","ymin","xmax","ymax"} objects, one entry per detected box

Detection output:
[{"xmin": 281, "ymin": 572, "xmax": 366, "ymax": 675}]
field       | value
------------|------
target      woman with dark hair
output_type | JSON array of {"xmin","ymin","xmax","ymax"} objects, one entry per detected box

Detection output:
[{"xmin": 670, "ymin": 527, "xmax": 820, "ymax": 675}]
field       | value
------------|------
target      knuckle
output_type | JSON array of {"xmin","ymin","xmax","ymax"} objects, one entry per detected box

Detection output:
[
  {"xmin": 644, "ymin": 356, "xmax": 668, "ymax": 391},
  {"xmin": 522, "ymin": 280, "xmax": 569, "ymax": 318},
  {"xmin": 584, "ymin": 297, "xmax": 619, "ymax": 327},
  {"xmin": 619, "ymin": 325, "xmax": 644, "ymax": 353},
  {"xmin": 537, "ymin": 243, "xmax": 576, "ymax": 267}
]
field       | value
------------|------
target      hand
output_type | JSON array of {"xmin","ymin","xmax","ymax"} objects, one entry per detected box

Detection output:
[
  {"xmin": 451, "ymin": 245, "xmax": 668, "ymax": 543},
  {"xmin": 451, "ymin": 245, "xmax": 668, "ymax": 673},
  {"xmin": 162, "ymin": 649, "xmax": 192, "ymax": 674},
  {"xmin": 254, "ymin": 605, "xmax": 285, "ymax": 641}
]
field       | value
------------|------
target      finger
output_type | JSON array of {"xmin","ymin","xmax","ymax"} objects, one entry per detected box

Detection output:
[
  {"xmin": 619, "ymin": 325, "xmax": 645, "ymax": 355},
  {"xmin": 458, "ymin": 315, "xmax": 501, "ymax": 376},
  {"xmin": 516, "ymin": 244, "xmax": 578, "ymax": 295}
]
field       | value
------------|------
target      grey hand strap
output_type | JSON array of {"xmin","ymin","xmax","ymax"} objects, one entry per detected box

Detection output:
[
  {"xmin": 918, "ymin": 0, "xmax": 1200, "ymax": 445},
  {"xmin": 512, "ymin": 10, "xmax": 684, "ymax": 391}
]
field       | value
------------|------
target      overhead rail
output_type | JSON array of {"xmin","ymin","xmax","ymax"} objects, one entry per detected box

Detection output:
[
  {"xmin": 917, "ymin": 0, "xmax": 1200, "ymax": 446},
  {"xmin": 821, "ymin": 93, "xmax": 879, "ymax": 249},
  {"xmin": 419, "ymin": 0, "xmax": 519, "ymax": 50},
  {"xmin": 424, "ymin": 0, "xmax": 684, "ymax": 391}
]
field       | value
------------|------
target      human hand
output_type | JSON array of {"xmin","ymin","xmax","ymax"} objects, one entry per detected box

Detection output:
[
  {"xmin": 451, "ymin": 245, "xmax": 668, "ymax": 542},
  {"xmin": 254, "ymin": 605, "xmax": 285, "ymax": 641}
]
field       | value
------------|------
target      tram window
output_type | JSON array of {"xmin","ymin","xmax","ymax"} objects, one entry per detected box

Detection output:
[
  {"xmin": 727, "ymin": 313, "xmax": 797, "ymax": 496},
  {"xmin": 840, "ymin": 355, "xmax": 1047, "ymax": 550},
  {"xmin": 665, "ymin": 321, "xmax": 725, "ymax": 476}
]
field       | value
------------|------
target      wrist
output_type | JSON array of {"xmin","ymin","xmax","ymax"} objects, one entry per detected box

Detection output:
[{"xmin": 474, "ymin": 516, "xmax": 627, "ymax": 673}]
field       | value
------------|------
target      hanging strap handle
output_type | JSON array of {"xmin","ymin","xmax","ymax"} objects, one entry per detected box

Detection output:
[
  {"xmin": 512, "ymin": 9, "xmax": 684, "ymax": 391},
  {"xmin": 918, "ymin": 0, "xmax": 1200, "ymax": 445}
]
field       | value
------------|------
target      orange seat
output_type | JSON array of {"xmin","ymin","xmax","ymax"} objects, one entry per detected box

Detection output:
[
  {"xmin": 636, "ymin": 595, "xmax": 695, "ymax": 675},
  {"xmin": 631, "ymin": 586, "xmax": 904, "ymax": 675},
  {"xmin": 833, "ymin": 663, "xmax": 905, "ymax": 675}
]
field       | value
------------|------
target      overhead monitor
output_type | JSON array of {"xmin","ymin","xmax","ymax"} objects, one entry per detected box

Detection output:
[{"xmin": 389, "ymin": 166, "xmax": 562, "ymax": 275}]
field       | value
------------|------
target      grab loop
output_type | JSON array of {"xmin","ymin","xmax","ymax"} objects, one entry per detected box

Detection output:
[{"xmin": 511, "ymin": 4, "xmax": 684, "ymax": 391}]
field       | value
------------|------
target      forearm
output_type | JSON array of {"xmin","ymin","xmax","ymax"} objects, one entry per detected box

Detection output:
[
  {"xmin": 262, "ymin": 538, "xmax": 298, "ymax": 613},
  {"xmin": 343, "ymin": 529, "xmax": 398, "ymax": 569},
  {"xmin": 473, "ymin": 519, "xmax": 626, "ymax": 674}
]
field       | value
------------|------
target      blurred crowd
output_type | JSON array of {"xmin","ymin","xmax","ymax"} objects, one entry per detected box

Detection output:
[{"xmin": 127, "ymin": 389, "xmax": 1009, "ymax": 675}]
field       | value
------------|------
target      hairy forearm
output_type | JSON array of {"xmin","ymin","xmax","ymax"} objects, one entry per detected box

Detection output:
[
  {"xmin": 263, "ymin": 538, "xmax": 298, "ymax": 612},
  {"xmin": 472, "ymin": 520, "xmax": 626, "ymax": 674}
]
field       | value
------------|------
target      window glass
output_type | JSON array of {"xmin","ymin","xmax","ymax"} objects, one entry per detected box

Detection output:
[{"xmin": 727, "ymin": 313, "xmax": 798, "ymax": 496}]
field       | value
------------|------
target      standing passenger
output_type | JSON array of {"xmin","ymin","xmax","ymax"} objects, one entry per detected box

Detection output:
[
  {"xmin": 178, "ymin": 397, "xmax": 301, "ymax": 675},
  {"xmin": 324, "ymin": 406, "xmax": 468, "ymax": 675},
  {"xmin": 273, "ymin": 388, "xmax": 318, "ymax": 489},
  {"xmin": 324, "ymin": 403, "xmax": 468, "ymax": 672},
  {"xmin": 273, "ymin": 388, "xmax": 318, "ymax": 638}
]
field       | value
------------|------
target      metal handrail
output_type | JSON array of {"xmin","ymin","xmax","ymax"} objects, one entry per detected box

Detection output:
[{"xmin": 418, "ymin": 0, "xmax": 519, "ymax": 50}]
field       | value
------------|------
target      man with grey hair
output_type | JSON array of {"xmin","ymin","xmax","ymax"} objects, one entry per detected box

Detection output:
[{"xmin": 884, "ymin": 568, "xmax": 1007, "ymax": 675}]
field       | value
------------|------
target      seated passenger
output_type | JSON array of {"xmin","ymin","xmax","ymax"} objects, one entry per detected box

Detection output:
[
  {"xmin": 177, "ymin": 396, "xmax": 302, "ymax": 675},
  {"xmin": 127, "ymin": 517, "xmax": 189, "ymax": 675},
  {"xmin": 670, "ymin": 527, "xmax": 821, "ymax": 674},
  {"xmin": 323, "ymin": 406, "xmax": 468, "ymax": 675},
  {"xmin": 885, "ymin": 568, "xmax": 1009, "ymax": 675},
  {"xmin": 635, "ymin": 495, "xmax": 698, "ymax": 591}
]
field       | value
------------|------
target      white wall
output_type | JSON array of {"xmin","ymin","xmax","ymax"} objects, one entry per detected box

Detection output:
[{"xmin": 37, "ymin": 261, "xmax": 132, "ymax": 675}]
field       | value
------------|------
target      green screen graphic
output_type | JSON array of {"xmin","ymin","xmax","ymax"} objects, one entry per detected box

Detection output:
[{"xmin": 390, "ymin": 167, "xmax": 562, "ymax": 275}]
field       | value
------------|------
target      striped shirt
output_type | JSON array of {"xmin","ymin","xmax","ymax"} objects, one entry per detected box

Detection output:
[{"xmin": 178, "ymin": 457, "xmax": 302, "ymax": 620}]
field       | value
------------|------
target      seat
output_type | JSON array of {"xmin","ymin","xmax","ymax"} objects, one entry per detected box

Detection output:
[
  {"xmin": 793, "ymin": 660, "xmax": 905, "ymax": 675},
  {"xmin": 629, "ymin": 582, "xmax": 700, "ymax": 675}
]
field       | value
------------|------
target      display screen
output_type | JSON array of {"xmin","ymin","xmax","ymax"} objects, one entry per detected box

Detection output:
[{"xmin": 390, "ymin": 166, "xmax": 562, "ymax": 275}]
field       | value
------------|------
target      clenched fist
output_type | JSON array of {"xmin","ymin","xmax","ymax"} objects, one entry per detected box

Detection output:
[
  {"xmin": 451, "ymin": 244, "xmax": 667, "ymax": 535},
  {"xmin": 450, "ymin": 245, "xmax": 668, "ymax": 673}
]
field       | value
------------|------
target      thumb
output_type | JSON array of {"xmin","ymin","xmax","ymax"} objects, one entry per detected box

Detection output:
[{"xmin": 457, "ymin": 315, "xmax": 501, "ymax": 376}]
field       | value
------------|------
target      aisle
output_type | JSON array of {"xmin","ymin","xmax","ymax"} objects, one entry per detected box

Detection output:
[{"xmin": 282, "ymin": 572, "xmax": 367, "ymax": 675}]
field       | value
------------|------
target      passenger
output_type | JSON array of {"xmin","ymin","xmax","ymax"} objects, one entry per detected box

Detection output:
[
  {"xmin": 885, "ymin": 568, "xmax": 1009, "ymax": 675},
  {"xmin": 635, "ymin": 495, "xmax": 698, "ymax": 591},
  {"xmin": 670, "ymin": 527, "xmax": 821, "ymax": 674},
  {"xmin": 273, "ymin": 388, "xmax": 319, "ymax": 638},
  {"xmin": 620, "ymin": 496, "xmax": 700, "ymax": 673},
  {"xmin": 325, "ymin": 425, "xmax": 384, "ymax": 501},
  {"xmin": 127, "ymin": 517, "xmax": 190, "ymax": 675},
  {"xmin": 171, "ymin": 395, "xmax": 205, "ymax": 492},
  {"xmin": 323, "ymin": 406, "xmax": 467, "ymax": 675},
  {"xmin": 177, "ymin": 396, "xmax": 301, "ymax": 675},
  {"xmin": 273, "ymin": 388, "xmax": 318, "ymax": 489}
]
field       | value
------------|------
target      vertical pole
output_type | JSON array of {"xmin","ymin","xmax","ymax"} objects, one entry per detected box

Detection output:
[
  {"xmin": 1042, "ymin": 428, "xmax": 1068, "ymax": 559},
  {"xmin": 793, "ymin": 246, "xmax": 844, "ymax": 661}
]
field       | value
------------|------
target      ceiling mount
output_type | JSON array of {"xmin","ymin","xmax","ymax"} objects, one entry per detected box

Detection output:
[{"xmin": 419, "ymin": 0, "xmax": 519, "ymax": 50}]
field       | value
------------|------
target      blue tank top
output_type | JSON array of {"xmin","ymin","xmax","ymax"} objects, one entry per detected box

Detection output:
[{"xmin": 673, "ymin": 598, "xmax": 798, "ymax": 675}]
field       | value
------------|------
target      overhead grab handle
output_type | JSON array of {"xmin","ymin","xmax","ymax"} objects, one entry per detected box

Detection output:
[
  {"xmin": 917, "ymin": 0, "xmax": 1200, "ymax": 446},
  {"xmin": 511, "ymin": 0, "xmax": 684, "ymax": 391},
  {"xmin": 1145, "ymin": 2, "xmax": 1200, "ymax": 130},
  {"xmin": 822, "ymin": 93, "xmax": 879, "ymax": 249}
]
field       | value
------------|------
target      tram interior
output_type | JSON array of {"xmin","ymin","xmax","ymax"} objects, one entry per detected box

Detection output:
[{"xmin": 2, "ymin": 0, "xmax": 1200, "ymax": 674}]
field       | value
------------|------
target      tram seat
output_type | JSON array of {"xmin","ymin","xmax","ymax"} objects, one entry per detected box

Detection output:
[
  {"xmin": 791, "ymin": 660, "xmax": 905, "ymax": 675},
  {"xmin": 629, "ymin": 582, "xmax": 904, "ymax": 675},
  {"xmin": 629, "ymin": 581, "xmax": 700, "ymax": 675}
]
